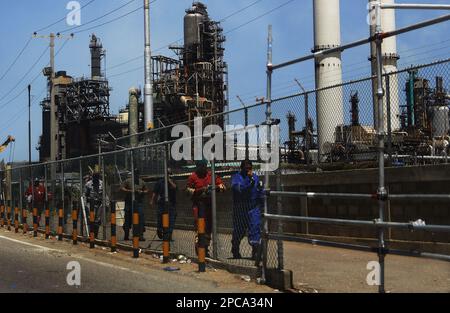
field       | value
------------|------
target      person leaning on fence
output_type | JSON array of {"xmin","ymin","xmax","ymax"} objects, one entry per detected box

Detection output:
[
  {"xmin": 25, "ymin": 178, "xmax": 50, "ymax": 227},
  {"xmin": 121, "ymin": 168, "xmax": 148, "ymax": 241},
  {"xmin": 186, "ymin": 159, "xmax": 226, "ymax": 258},
  {"xmin": 152, "ymin": 167, "xmax": 177, "ymax": 241},
  {"xmin": 84, "ymin": 170, "xmax": 104, "ymax": 239},
  {"xmin": 231, "ymin": 160, "xmax": 264, "ymax": 260}
]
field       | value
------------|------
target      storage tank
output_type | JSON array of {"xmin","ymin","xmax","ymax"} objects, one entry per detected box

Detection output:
[
  {"xmin": 432, "ymin": 106, "xmax": 450, "ymax": 138},
  {"xmin": 313, "ymin": 0, "xmax": 343, "ymax": 157},
  {"xmin": 184, "ymin": 2, "xmax": 207, "ymax": 58}
]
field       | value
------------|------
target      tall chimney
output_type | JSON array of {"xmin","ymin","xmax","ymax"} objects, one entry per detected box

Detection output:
[
  {"xmin": 313, "ymin": 0, "xmax": 343, "ymax": 156},
  {"xmin": 129, "ymin": 87, "xmax": 140, "ymax": 148},
  {"xmin": 369, "ymin": 0, "xmax": 400, "ymax": 130},
  {"xmin": 89, "ymin": 34, "xmax": 103, "ymax": 79}
]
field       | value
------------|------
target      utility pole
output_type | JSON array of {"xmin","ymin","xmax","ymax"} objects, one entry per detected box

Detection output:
[
  {"xmin": 28, "ymin": 84, "xmax": 32, "ymax": 167},
  {"xmin": 33, "ymin": 32, "xmax": 73, "ymax": 163},
  {"xmin": 144, "ymin": 0, "xmax": 154, "ymax": 130}
]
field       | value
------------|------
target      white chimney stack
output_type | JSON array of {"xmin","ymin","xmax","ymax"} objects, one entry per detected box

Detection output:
[{"xmin": 313, "ymin": 0, "xmax": 344, "ymax": 156}]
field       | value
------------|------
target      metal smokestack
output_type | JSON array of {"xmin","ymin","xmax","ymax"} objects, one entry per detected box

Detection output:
[
  {"xmin": 369, "ymin": 0, "xmax": 400, "ymax": 130},
  {"xmin": 313, "ymin": 0, "xmax": 343, "ymax": 156},
  {"xmin": 89, "ymin": 34, "xmax": 103, "ymax": 79},
  {"xmin": 144, "ymin": 0, "xmax": 154, "ymax": 130},
  {"xmin": 129, "ymin": 87, "xmax": 140, "ymax": 148}
]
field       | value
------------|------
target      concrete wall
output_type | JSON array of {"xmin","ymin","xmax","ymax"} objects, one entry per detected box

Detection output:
[{"xmin": 139, "ymin": 164, "xmax": 450, "ymax": 252}]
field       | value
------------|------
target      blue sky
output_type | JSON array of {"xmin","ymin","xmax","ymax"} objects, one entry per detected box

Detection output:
[{"xmin": 0, "ymin": 0, "xmax": 449, "ymax": 161}]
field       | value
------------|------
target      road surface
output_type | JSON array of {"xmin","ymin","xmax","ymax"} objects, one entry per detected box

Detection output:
[{"xmin": 0, "ymin": 228, "xmax": 273, "ymax": 293}]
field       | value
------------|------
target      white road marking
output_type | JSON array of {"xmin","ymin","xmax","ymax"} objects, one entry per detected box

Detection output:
[{"xmin": 0, "ymin": 235, "xmax": 144, "ymax": 276}]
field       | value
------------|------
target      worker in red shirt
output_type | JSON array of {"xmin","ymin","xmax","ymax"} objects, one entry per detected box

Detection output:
[
  {"xmin": 25, "ymin": 178, "xmax": 50, "ymax": 226},
  {"xmin": 186, "ymin": 160, "xmax": 226, "ymax": 258}
]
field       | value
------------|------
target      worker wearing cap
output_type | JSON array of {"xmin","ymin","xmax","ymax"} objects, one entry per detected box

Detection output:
[
  {"xmin": 186, "ymin": 159, "xmax": 226, "ymax": 258},
  {"xmin": 231, "ymin": 160, "xmax": 264, "ymax": 260},
  {"xmin": 84, "ymin": 170, "xmax": 105, "ymax": 239}
]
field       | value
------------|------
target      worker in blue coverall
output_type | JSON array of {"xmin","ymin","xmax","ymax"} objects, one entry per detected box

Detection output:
[{"xmin": 231, "ymin": 159, "xmax": 264, "ymax": 260}]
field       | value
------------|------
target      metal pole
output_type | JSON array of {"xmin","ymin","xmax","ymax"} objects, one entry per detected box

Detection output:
[
  {"xmin": 19, "ymin": 169, "xmax": 23, "ymax": 224},
  {"xmin": 211, "ymin": 156, "xmax": 218, "ymax": 260},
  {"xmin": 381, "ymin": 3, "xmax": 450, "ymax": 10},
  {"xmin": 79, "ymin": 159, "xmax": 89, "ymax": 237},
  {"xmin": 261, "ymin": 24, "xmax": 273, "ymax": 284},
  {"xmin": 275, "ymin": 167, "xmax": 284, "ymax": 271},
  {"xmin": 28, "ymin": 85, "xmax": 32, "ymax": 168},
  {"xmin": 61, "ymin": 162, "xmax": 65, "ymax": 233},
  {"xmin": 375, "ymin": 4, "xmax": 386, "ymax": 293},
  {"xmin": 101, "ymin": 155, "xmax": 107, "ymax": 241},
  {"xmin": 386, "ymin": 75, "xmax": 392, "ymax": 165},
  {"xmin": 144, "ymin": 0, "xmax": 154, "ymax": 130}
]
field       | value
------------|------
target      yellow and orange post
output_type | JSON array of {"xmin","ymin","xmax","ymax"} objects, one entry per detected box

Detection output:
[
  {"xmin": 89, "ymin": 203, "xmax": 95, "ymax": 249},
  {"xmin": 22, "ymin": 209, "xmax": 28, "ymax": 234},
  {"xmin": 32, "ymin": 207, "xmax": 38, "ymax": 237},
  {"xmin": 162, "ymin": 210, "xmax": 170, "ymax": 263},
  {"xmin": 7, "ymin": 206, "xmax": 12, "ymax": 231},
  {"xmin": 132, "ymin": 211, "xmax": 139, "ymax": 258},
  {"xmin": 14, "ymin": 207, "xmax": 19, "ymax": 233},
  {"xmin": 58, "ymin": 208, "xmax": 64, "ymax": 241},
  {"xmin": 72, "ymin": 203, "xmax": 78, "ymax": 245},
  {"xmin": 45, "ymin": 208, "xmax": 50, "ymax": 239},
  {"xmin": 197, "ymin": 212, "xmax": 206, "ymax": 272},
  {"xmin": 110, "ymin": 201, "xmax": 117, "ymax": 253},
  {"xmin": 0, "ymin": 204, "xmax": 4, "ymax": 227}
]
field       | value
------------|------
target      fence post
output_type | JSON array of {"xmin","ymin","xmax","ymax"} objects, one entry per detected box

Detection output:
[
  {"xmin": 211, "ymin": 156, "xmax": 218, "ymax": 260},
  {"xmin": 304, "ymin": 92, "xmax": 310, "ymax": 164},
  {"xmin": 386, "ymin": 75, "xmax": 393, "ymax": 165},
  {"xmin": 89, "ymin": 199, "xmax": 95, "ymax": 249},
  {"xmin": 14, "ymin": 206, "xmax": 19, "ymax": 233},
  {"xmin": 58, "ymin": 208, "xmax": 63, "ymax": 241},
  {"xmin": 162, "ymin": 144, "xmax": 170, "ymax": 263},
  {"xmin": 7, "ymin": 206, "xmax": 11, "ymax": 231},
  {"xmin": 130, "ymin": 150, "xmax": 139, "ymax": 258},
  {"xmin": 0, "ymin": 203, "xmax": 4, "ymax": 227},
  {"xmin": 276, "ymin": 167, "xmax": 284, "ymax": 271},
  {"xmin": 44, "ymin": 164, "xmax": 49, "ymax": 238},
  {"xmin": 33, "ymin": 207, "xmax": 38, "ymax": 237},
  {"xmin": 19, "ymin": 168, "xmax": 24, "ymax": 231},
  {"xmin": 61, "ymin": 163, "xmax": 65, "ymax": 237},
  {"xmin": 111, "ymin": 201, "xmax": 117, "ymax": 252},
  {"xmin": 197, "ymin": 208, "xmax": 206, "ymax": 272},
  {"xmin": 72, "ymin": 202, "xmax": 78, "ymax": 245},
  {"xmin": 375, "ymin": 10, "xmax": 387, "ymax": 294},
  {"xmin": 101, "ymin": 155, "xmax": 107, "ymax": 241}
]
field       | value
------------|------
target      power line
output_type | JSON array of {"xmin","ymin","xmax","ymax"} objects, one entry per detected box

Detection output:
[
  {"xmin": 219, "ymin": 0, "xmax": 266, "ymax": 23},
  {"xmin": 69, "ymin": 0, "xmax": 158, "ymax": 35},
  {"xmin": 0, "ymin": 45, "xmax": 49, "ymax": 103},
  {"xmin": 0, "ymin": 37, "xmax": 32, "ymax": 82},
  {"xmin": 58, "ymin": 0, "xmax": 138, "ymax": 34},
  {"xmin": 35, "ymin": 0, "xmax": 97, "ymax": 33},
  {"xmin": 225, "ymin": 0, "xmax": 297, "ymax": 35}
]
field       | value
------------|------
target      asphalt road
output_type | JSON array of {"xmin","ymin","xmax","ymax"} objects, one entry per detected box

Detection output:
[{"xmin": 0, "ymin": 229, "xmax": 273, "ymax": 293}]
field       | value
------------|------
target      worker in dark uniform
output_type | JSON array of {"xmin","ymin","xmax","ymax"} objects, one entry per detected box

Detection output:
[
  {"xmin": 152, "ymin": 168, "xmax": 177, "ymax": 241},
  {"xmin": 231, "ymin": 160, "xmax": 264, "ymax": 260},
  {"xmin": 25, "ymin": 178, "xmax": 48, "ymax": 227},
  {"xmin": 186, "ymin": 160, "xmax": 226, "ymax": 258},
  {"xmin": 84, "ymin": 170, "xmax": 104, "ymax": 238},
  {"xmin": 121, "ymin": 168, "xmax": 148, "ymax": 241}
]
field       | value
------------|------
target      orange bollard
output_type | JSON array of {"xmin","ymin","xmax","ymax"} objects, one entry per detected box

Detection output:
[
  {"xmin": 162, "ymin": 212, "xmax": 170, "ymax": 263},
  {"xmin": 14, "ymin": 207, "xmax": 19, "ymax": 233},
  {"xmin": 197, "ymin": 216, "xmax": 206, "ymax": 272},
  {"xmin": 7, "ymin": 206, "xmax": 11, "ymax": 231},
  {"xmin": 45, "ymin": 208, "xmax": 50, "ymax": 239},
  {"xmin": 22, "ymin": 209, "xmax": 28, "ymax": 234},
  {"xmin": 110, "ymin": 202, "xmax": 117, "ymax": 253},
  {"xmin": 72, "ymin": 206, "xmax": 78, "ymax": 245},
  {"xmin": 89, "ymin": 205, "xmax": 95, "ymax": 249},
  {"xmin": 58, "ymin": 208, "xmax": 63, "ymax": 241},
  {"xmin": 132, "ymin": 212, "xmax": 139, "ymax": 258},
  {"xmin": 0, "ymin": 205, "xmax": 4, "ymax": 227}
]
